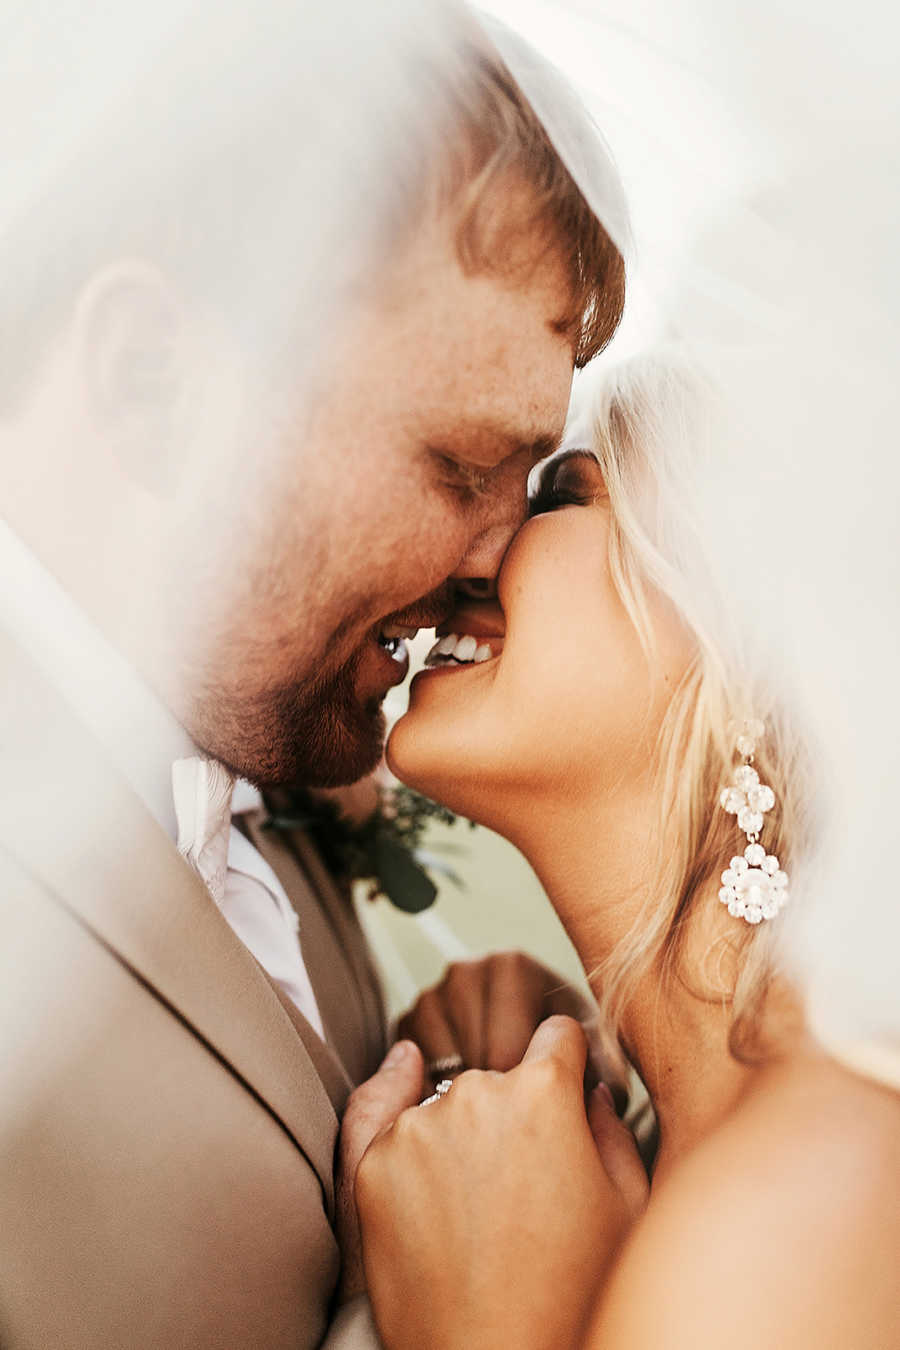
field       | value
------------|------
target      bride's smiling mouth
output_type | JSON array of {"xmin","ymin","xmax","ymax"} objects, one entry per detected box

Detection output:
[{"xmin": 421, "ymin": 604, "xmax": 506, "ymax": 673}]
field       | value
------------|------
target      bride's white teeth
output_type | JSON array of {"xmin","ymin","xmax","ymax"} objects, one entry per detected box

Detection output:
[
  {"xmin": 423, "ymin": 631, "xmax": 500, "ymax": 668},
  {"xmin": 424, "ymin": 636, "xmax": 448, "ymax": 666}
]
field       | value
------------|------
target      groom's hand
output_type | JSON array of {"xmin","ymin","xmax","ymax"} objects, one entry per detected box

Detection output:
[
  {"xmin": 398, "ymin": 951, "xmax": 627, "ymax": 1097},
  {"xmin": 335, "ymin": 1039, "xmax": 425, "ymax": 1303}
]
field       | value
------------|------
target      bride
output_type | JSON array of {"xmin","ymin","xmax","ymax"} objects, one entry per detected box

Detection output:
[{"xmin": 345, "ymin": 354, "xmax": 900, "ymax": 1349}]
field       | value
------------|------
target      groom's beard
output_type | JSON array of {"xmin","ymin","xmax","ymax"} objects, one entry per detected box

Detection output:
[
  {"xmin": 198, "ymin": 644, "xmax": 386, "ymax": 789},
  {"xmin": 273, "ymin": 649, "xmax": 387, "ymax": 788}
]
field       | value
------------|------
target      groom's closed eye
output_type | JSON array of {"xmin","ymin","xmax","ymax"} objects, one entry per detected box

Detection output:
[
  {"xmin": 427, "ymin": 426, "xmax": 564, "ymax": 506},
  {"xmin": 429, "ymin": 449, "xmax": 495, "ymax": 502}
]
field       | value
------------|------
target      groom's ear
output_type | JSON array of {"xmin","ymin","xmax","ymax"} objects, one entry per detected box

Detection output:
[{"xmin": 73, "ymin": 261, "xmax": 192, "ymax": 498}]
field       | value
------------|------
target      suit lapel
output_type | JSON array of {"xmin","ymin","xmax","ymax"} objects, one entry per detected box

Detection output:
[
  {"xmin": 264, "ymin": 973, "xmax": 354, "ymax": 1113},
  {"xmin": 0, "ymin": 630, "xmax": 339, "ymax": 1216}
]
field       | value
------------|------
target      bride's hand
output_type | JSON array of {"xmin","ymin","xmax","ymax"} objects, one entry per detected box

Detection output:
[{"xmin": 353, "ymin": 1015, "xmax": 648, "ymax": 1350}]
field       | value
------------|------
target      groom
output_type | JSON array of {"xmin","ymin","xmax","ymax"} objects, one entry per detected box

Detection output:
[{"xmin": 0, "ymin": 2, "xmax": 624, "ymax": 1346}]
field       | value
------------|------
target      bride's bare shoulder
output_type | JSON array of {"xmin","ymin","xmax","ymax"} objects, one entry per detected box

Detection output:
[{"xmin": 591, "ymin": 1056, "xmax": 900, "ymax": 1350}]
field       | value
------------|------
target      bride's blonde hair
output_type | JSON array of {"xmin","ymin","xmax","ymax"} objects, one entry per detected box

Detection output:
[{"xmin": 583, "ymin": 352, "xmax": 812, "ymax": 1057}]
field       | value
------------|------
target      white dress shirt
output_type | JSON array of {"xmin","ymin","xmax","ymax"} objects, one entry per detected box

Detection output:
[
  {"xmin": 0, "ymin": 517, "xmax": 324, "ymax": 1038},
  {"xmin": 172, "ymin": 759, "xmax": 324, "ymax": 1037}
]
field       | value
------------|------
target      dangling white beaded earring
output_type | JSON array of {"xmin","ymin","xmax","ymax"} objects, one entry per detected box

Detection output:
[{"xmin": 717, "ymin": 718, "xmax": 790, "ymax": 925}]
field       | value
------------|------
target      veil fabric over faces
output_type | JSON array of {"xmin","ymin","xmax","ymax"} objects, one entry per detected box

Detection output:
[
  {"xmin": 480, "ymin": 0, "xmax": 900, "ymax": 1087},
  {"xmin": 2, "ymin": 0, "xmax": 897, "ymax": 1087},
  {"xmin": 0, "ymin": 0, "xmax": 490, "ymax": 403}
]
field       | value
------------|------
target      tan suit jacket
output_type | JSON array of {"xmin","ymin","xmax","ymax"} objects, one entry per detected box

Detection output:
[{"xmin": 0, "ymin": 628, "xmax": 387, "ymax": 1348}]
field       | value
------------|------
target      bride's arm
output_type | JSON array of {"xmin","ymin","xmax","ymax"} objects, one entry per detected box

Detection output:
[{"xmin": 587, "ymin": 1063, "xmax": 899, "ymax": 1350}]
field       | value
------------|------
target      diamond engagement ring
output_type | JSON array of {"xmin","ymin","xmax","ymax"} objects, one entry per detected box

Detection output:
[
  {"xmin": 426, "ymin": 1055, "xmax": 466, "ymax": 1078},
  {"xmin": 419, "ymin": 1078, "xmax": 454, "ymax": 1107}
]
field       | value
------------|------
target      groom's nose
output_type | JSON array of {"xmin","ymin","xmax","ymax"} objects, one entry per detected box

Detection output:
[
  {"xmin": 452, "ymin": 473, "xmax": 528, "ymax": 592},
  {"xmin": 452, "ymin": 521, "xmax": 519, "ymax": 596}
]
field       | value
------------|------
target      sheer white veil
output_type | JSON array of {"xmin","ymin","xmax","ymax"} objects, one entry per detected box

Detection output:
[
  {"xmin": 0, "ymin": 0, "xmax": 493, "ymax": 405},
  {"xmin": 2, "ymin": 0, "xmax": 896, "ymax": 1086},
  {"xmin": 480, "ymin": 0, "xmax": 900, "ymax": 1086}
]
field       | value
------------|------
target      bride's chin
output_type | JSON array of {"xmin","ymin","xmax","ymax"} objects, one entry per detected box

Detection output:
[
  {"xmin": 385, "ymin": 715, "xmax": 475, "ymax": 817},
  {"xmin": 384, "ymin": 716, "xmax": 435, "ymax": 793},
  {"xmin": 384, "ymin": 732, "xmax": 410, "ymax": 784}
]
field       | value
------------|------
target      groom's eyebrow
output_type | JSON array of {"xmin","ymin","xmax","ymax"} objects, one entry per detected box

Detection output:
[{"xmin": 460, "ymin": 420, "xmax": 565, "ymax": 467}]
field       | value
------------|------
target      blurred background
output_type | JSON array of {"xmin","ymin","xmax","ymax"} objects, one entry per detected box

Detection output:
[{"xmin": 357, "ymin": 815, "xmax": 589, "ymax": 1020}]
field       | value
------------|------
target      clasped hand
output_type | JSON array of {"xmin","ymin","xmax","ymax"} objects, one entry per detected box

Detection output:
[
  {"xmin": 398, "ymin": 951, "xmax": 627, "ymax": 1093},
  {"xmin": 337, "ymin": 961, "xmax": 648, "ymax": 1350}
]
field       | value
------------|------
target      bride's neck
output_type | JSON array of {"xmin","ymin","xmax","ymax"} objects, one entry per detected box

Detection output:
[{"xmin": 500, "ymin": 782, "xmax": 756, "ymax": 1179}]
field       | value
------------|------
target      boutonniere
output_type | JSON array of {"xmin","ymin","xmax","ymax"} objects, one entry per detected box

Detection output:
[{"xmin": 263, "ymin": 783, "xmax": 476, "ymax": 913}]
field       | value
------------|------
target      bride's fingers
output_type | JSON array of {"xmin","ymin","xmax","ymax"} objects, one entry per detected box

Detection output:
[
  {"xmin": 342, "ymin": 1041, "xmax": 426, "ymax": 1178},
  {"xmin": 588, "ymin": 1083, "xmax": 650, "ymax": 1217},
  {"xmin": 337, "ymin": 1040, "xmax": 426, "ymax": 1301},
  {"xmin": 519, "ymin": 1013, "xmax": 588, "ymax": 1080}
]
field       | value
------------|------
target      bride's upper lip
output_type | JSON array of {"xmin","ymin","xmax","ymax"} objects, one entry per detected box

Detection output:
[{"xmin": 435, "ymin": 602, "xmax": 506, "ymax": 641}]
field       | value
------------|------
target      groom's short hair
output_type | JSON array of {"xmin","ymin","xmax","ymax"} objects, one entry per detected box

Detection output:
[
  {"xmin": 433, "ymin": 48, "xmax": 625, "ymax": 369},
  {"xmin": 0, "ymin": 4, "xmax": 624, "ymax": 410}
]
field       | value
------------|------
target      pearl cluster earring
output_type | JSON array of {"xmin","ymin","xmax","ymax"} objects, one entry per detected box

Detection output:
[{"xmin": 717, "ymin": 718, "xmax": 789, "ymax": 925}]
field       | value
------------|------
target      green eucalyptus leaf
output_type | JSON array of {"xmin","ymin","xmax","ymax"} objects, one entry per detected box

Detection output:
[{"xmin": 374, "ymin": 835, "xmax": 438, "ymax": 913}]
